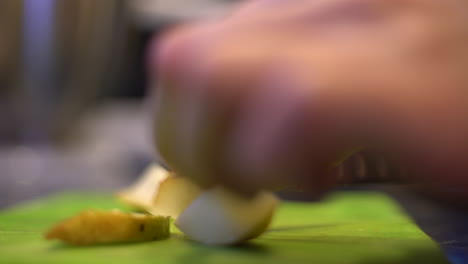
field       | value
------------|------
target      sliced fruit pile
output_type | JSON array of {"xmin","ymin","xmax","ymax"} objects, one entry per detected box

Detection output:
[
  {"xmin": 118, "ymin": 164, "xmax": 278, "ymax": 245},
  {"xmin": 45, "ymin": 164, "xmax": 278, "ymax": 246}
]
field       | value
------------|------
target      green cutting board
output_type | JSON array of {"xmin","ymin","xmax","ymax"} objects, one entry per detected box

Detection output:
[{"xmin": 0, "ymin": 192, "xmax": 449, "ymax": 264}]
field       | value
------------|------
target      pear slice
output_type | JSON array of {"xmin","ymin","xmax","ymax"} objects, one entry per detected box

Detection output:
[
  {"xmin": 118, "ymin": 164, "xmax": 201, "ymax": 218},
  {"xmin": 175, "ymin": 187, "xmax": 278, "ymax": 245},
  {"xmin": 118, "ymin": 164, "xmax": 170, "ymax": 211},
  {"xmin": 147, "ymin": 176, "xmax": 202, "ymax": 218},
  {"xmin": 45, "ymin": 209, "xmax": 170, "ymax": 245}
]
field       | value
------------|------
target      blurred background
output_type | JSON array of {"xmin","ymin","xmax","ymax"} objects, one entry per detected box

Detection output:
[
  {"xmin": 0, "ymin": 0, "xmax": 240, "ymax": 208},
  {"xmin": 2, "ymin": 1, "xmax": 468, "ymax": 261}
]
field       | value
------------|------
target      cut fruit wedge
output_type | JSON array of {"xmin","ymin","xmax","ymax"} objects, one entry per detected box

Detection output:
[
  {"xmin": 118, "ymin": 164, "xmax": 171, "ymax": 211},
  {"xmin": 148, "ymin": 176, "xmax": 202, "ymax": 218},
  {"xmin": 118, "ymin": 164, "xmax": 201, "ymax": 218},
  {"xmin": 176, "ymin": 187, "xmax": 278, "ymax": 245},
  {"xmin": 45, "ymin": 209, "xmax": 170, "ymax": 245}
]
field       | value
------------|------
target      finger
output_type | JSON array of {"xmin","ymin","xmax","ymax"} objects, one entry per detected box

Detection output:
[
  {"xmin": 153, "ymin": 81, "xmax": 184, "ymax": 173},
  {"xmin": 175, "ymin": 45, "xmax": 272, "ymax": 189},
  {"xmin": 150, "ymin": 22, "xmax": 224, "ymax": 178}
]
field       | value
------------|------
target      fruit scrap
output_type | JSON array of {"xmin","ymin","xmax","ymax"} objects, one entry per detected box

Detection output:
[{"xmin": 45, "ymin": 209, "xmax": 170, "ymax": 246}]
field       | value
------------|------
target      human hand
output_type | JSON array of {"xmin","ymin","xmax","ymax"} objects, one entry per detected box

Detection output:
[{"xmin": 150, "ymin": 0, "xmax": 468, "ymax": 196}]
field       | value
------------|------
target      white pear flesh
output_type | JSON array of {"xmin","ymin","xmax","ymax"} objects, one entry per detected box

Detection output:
[
  {"xmin": 118, "ymin": 164, "xmax": 170, "ymax": 211},
  {"xmin": 175, "ymin": 187, "xmax": 278, "ymax": 245}
]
